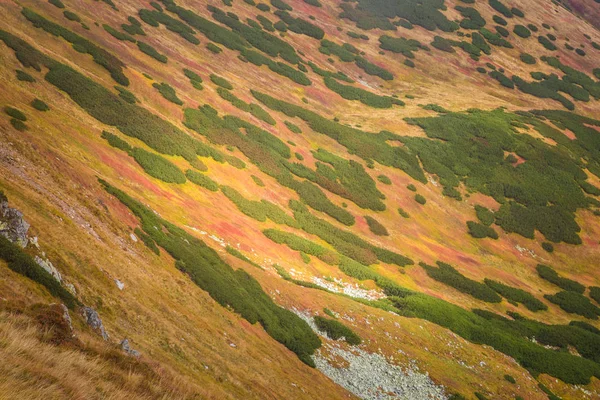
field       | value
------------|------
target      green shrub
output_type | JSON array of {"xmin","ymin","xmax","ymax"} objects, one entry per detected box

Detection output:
[
  {"xmin": 538, "ymin": 35, "xmax": 557, "ymax": 51},
  {"xmin": 251, "ymin": 175, "xmax": 265, "ymax": 187},
  {"xmin": 4, "ymin": 106, "xmax": 26, "ymax": 121},
  {"xmin": 489, "ymin": 0, "xmax": 512, "ymax": 18},
  {"xmin": 183, "ymin": 68, "xmax": 203, "ymax": 90},
  {"xmin": 467, "ymin": 221, "xmax": 498, "ymax": 239},
  {"xmin": 407, "ymin": 184, "xmax": 417, "ymax": 192},
  {"xmin": 377, "ymin": 175, "xmax": 391, "ymax": 185},
  {"xmin": 138, "ymin": 8, "xmax": 199, "ymax": 44},
  {"xmin": 16, "ymin": 69, "xmax": 35, "ymax": 82},
  {"xmin": 31, "ymin": 99, "xmax": 49, "ymax": 111},
  {"xmin": 49, "ymin": 0, "xmax": 65, "ymax": 8},
  {"xmin": 131, "ymin": 148, "xmax": 186, "ymax": 183},
  {"xmin": 537, "ymin": 264, "xmax": 585, "ymax": 293},
  {"xmin": 397, "ymin": 208, "xmax": 410, "ymax": 218},
  {"xmin": 513, "ymin": 25, "xmax": 531, "ymax": 38},
  {"xmin": 103, "ymin": 24, "xmax": 136, "ymax": 42},
  {"xmin": 0, "ymin": 236, "xmax": 79, "ymax": 309},
  {"xmin": 10, "ymin": 119, "xmax": 27, "ymax": 131},
  {"xmin": 210, "ymin": 73, "xmax": 233, "ymax": 89},
  {"xmin": 314, "ymin": 316, "xmax": 361, "ymax": 345},
  {"xmin": 545, "ymin": 291, "xmax": 600, "ymax": 319},
  {"xmin": 63, "ymin": 10, "xmax": 81, "ymax": 22},
  {"xmin": 519, "ymin": 53, "xmax": 536, "ymax": 64},
  {"xmin": 364, "ymin": 215, "xmax": 389, "ymax": 236},
  {"xmin": 101, "ymin": 131, "xmax": 133, "ymax": 153},
  {"xmin": 285, "ymin": 120, "xmax": 301, "ymax": 133},
  {"xmin": 542, "ymin": 242, "xmax": 554, "ymax": 253},
  {"xmin": 590, "ymin": 287, "xmax": 600, "ymax": 305},
  {"xmin": 225, "ymin": 246, "xmax": 263, "ymax": 269},
  {"xmin": 274, "ymin": 10, "xmax": 324, "ymax": 39},
  {"xmin": 186, "ymin": 169, "xmax": 219, "ymax": 191},
  {"xmin": 153, "ymin": 82, "xmax": 183, "ymax": 105},
  {"xmin": 137, "ymin": 41, "xmax": 168, "ymax": 63},
  {"xmin": 484, "ymin": 279, "xmax": 548, "ymax": 311},
  {"xmin": 221, "ymin": 186, "xmax": 297, "ymax": 226},
  {"xmin": 207, "ymin": 42, "xmax": 222, "ymax": 53},
  {"xmin": 216, "ymin": 87, "xmax": 275, "ymax": 124},
  {"xmin": 504, "ymin": 374, "xmax": 516, "ymax": 384},
  {"xmin": 415, "ymin": 194, "xmax": 426, "ymax": 205},
  {"xmin": 474, "ymin": 205, "xmax": 494, "ymax": 226},
  {"xmin": 324, "ymin": 77, "xmax": 403, "ymax": 109},
  {"xmin": 492, "ymin": 15, "xmax": 507, "ymax": 26},
  {"xmin": 114, "ymin": 86, "xmax": 138, "ymax": 104},
  {"xmin": 422, "ymin": 262, "xmax": 502, "ymax": 303}
]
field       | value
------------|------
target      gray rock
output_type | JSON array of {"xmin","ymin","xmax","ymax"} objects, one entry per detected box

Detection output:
[
  {"xmin": 81, "ymin": 307, "xmax": 109, "ymax": 340},
  {"xmin": 64, "ymin": 282, "xmax": 77, "ymax": 296},
  {"xmin": 0, "ymin": 199, "xmax": 30, "ymax": 247},
  {"xmin": 35, "ymin": 256, "xmax": 62, "ymax": 283},
  {"xmin": 115, "ymin": 279, "xmax": 125, "ymax": 291},
  {"xmin": 120, "ymin": 338, "xmax": 140, "ymax": 357},
  {"xmin": 59, "ymin": 303, "xmax": 74, "ymax": 337}
]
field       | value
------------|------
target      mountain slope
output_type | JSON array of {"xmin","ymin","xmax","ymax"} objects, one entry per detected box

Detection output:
[{"xmin": 1, "ymin": 0, "xmax": 600, "ymax": 399}]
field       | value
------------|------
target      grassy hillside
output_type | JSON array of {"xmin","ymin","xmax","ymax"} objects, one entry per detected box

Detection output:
[{"xmin": 0, "ymin": 0, "xmax": 599, "ymax": 398}]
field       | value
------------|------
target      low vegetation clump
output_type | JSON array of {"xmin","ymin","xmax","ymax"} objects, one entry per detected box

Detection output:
[
  {"xmin": 206, "ymin": 42, "xmax": 222, "ymax": 53},
  {"xmin": 31, "ymin": 99, "xmax": 49, "ymax": 111},
  {"xmin": 138, "ymin": 8, "xmax": 199, "ymax": 44},
  {"xmin": 467, "ymin": 221, "xmax": 498, "ymax": 239},
  {"xmin": 364, "ymin": 215, "xmax": 389, "ymax": 236},
  {"xmin": 217, "ymin": 87, "xmax": 276, "ymax": 124},
  {"xmin": 183, "ymin": 68, "xmax": 203, "ymax": 90},
  {"xmin": 421, "ymin": 262, "xmax": 502, "ymax": 303},
  {"xmin": 377, "ymin": 175, "xmax": 391, "ymax": 185},
  {"xmin": 221, "ymin": 186, "xmax": 297, "ymax": 227},
  {"xmin": 185, "ymin": 169, "xmax": 219, "ymax": 191},
  {"xmin": 590, "ymin": 287, "xmax": 600, "ymax": 305},
  {"xmin": 397, "ymin": 208, "xmax": 410, "ymax": 218},
  {"xmin": 225, "ymin": 246, "xmax": 263, "ymax": 269},
  {"xmin": 103, "ymin": 24, "xmax": 136, "ymax": 42},
  {"xmin": 513, "ymin": 25, "xmax": 531, "ymax": 38},
  {"xmin": 131, "ymin": 148, "xmax": 186, "ymax": 184},
  {"xmin": 16, "ymin": 69, "xmax": 35, "ymax": 82},
  {"xmin": 210, "ymin": 74, "xmax": 233, "ymax": 89},
  {"xmin": 324, "ymin": 77, "xmax": 403, "ymax": 109},
  {"xmin": 137, "ymin": 41, "xmax": 168, "ymax": 63},
  {"xmin": 415, "ymin": 194, "xmax": 426, "ymax": 205},
  {"xmin": 484, "ymin": 279, "xmax": 548, "ymax": 311},
  {"xmin": 544, "ymin": 291, "xmax": 600, "ymax": 319},
  {"xmin": 536, "ymin": 264, "xmax": 585, "ymax": 293},
  {"xmin": 5, "ymin": 106, "xmax": 26, "ymax": 121},
  {"xmin": 314, "ymin": 316, "xmax": 361, "ymax": 345},
  {"xmin": 153, "ymin": 82, "xmax": 183, "ymax": 105},
  {"xmin": 115, "ymin": 86, "xmax": 138, "ymax": 104},
  {"xmin": 519, "ymin": 53, "xmax": 536, "ymax": 64}
]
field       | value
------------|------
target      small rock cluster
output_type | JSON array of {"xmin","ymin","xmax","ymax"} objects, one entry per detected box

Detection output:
[{"xmin": 313, "ymin": 345, "xmax": 448, "ymax": 400}]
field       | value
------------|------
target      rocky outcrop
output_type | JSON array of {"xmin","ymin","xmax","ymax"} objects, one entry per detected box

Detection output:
[
  {"xmin": 120, "ymin": 338, "xmax": 141, "ymax": 357},
  {"xmin": 81, "ymin": 307, "xmax": 109, "ymax": 340},
  {"xmin": 0, "ymin": 198, "xmax": 30, "ymax": 247},
  {"xmin": 34, "ymin": 256, "xmax": 63, "ymax": 283}
]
